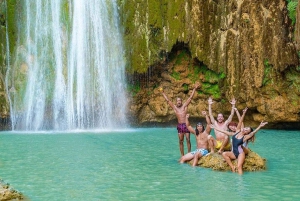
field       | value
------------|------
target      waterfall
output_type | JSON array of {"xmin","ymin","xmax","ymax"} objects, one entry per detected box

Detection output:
[{"xmin": 7, "ymin": 0, "xmax": 128, "ymax": 131}]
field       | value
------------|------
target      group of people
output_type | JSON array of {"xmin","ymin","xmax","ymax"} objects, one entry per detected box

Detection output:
[{"xmin": 160, "ymin": 82, "xmax": 268, "ymax": 174}]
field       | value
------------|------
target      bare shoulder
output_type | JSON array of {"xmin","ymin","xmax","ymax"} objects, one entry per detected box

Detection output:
[{"xmin": 203, "ymin": 131, "xmax": 210, "ymax": 137}]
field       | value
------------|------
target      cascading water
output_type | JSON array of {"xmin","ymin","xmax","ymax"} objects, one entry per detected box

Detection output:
[{"xmin": 6, "ymin": 0, "xmax": 128, "ymax": 131}]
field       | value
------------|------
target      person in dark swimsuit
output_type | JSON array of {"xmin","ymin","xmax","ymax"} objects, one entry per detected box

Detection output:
[
  {"xmin": 210, "ymin": 107, "xmax": 268, "ymax": 175},
  {"xmin": 232, "ymin": 132, "xmax": 245, "ymax": 158},
  {"xmin": 160, "ymin": 82, "xmax": 200, "ymax": 156}
]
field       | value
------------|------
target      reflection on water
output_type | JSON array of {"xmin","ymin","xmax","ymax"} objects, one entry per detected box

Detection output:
[{"xmin": 0, "ymin": 128, "xmax": 299, "ymax": 200}]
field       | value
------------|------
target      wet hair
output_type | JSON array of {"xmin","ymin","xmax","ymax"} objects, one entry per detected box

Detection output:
[{"xmin": 195, "ymin": 122, "xmax": 205, "ymax": 136}]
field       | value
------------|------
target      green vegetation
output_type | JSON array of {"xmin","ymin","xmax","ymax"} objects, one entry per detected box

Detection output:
[
  {"xmin": 127, "ymin": 82, "xmax": 141, "ymax": 96},
  {"xmin": 175, "ymin": 49, "xmax": 189, "ymax": 65},
  {"xmin": 287, "ymin": 0, "xmax": 298, "ymax": 25},
  {"xmin": 188, "ymin": 63, "xmax": 225, "ymax": 99},
  {"xmin": 188, "ymin": 64, "xmax": 225, "ymax": 83},
  {"xmin": 6, "ymin": 0, "xmax": 18, "ymax": 55},
  {"xmin": 182, "ymin": 83, "xmax": 189, "ymax": 92},
  {"xmin": 171, "ymin": 70, "xmax": 180, "ymax": 80},
  {"xmin": 201, "ymin": 83, "xmax": 221, "ymax": 99},
  {"xmin": 187, "ymin": 65, "xmax": 200, "ymax": 83},
  {"xmin": 120, "ymin": 0, "xmax": 190, "ymax": 73}
]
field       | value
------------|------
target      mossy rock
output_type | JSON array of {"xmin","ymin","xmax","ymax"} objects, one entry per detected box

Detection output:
[{"xmin": 188, "ymin": 151, "xmax": 266, "ymax": 172}]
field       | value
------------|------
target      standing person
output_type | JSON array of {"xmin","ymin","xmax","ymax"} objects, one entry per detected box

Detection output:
[
  {"xmin": 211, "ymin": 107, "xmax": 268, "ymax": 174},
  {"xmin": 160, "ymin": 82, "xmax": 200, "ymax": 156},
  {"xmin": 208, "ymin": 97, "xmax": 236, "ymax": 154},
  {"xmin": 179, "ymin": 111, "xmax": 213, "ymax": 166}
]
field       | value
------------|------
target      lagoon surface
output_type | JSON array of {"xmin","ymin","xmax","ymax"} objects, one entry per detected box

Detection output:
[{"xmin": 0, "ymin": 128, "xmax": 299, "ymax": 201}]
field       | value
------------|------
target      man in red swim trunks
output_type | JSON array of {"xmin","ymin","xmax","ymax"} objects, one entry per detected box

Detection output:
[{"xmin": 160, "ymin": 82, "xmax": 200, "ymax": 156}]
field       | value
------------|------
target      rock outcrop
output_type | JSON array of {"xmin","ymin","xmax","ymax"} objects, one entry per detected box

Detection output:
[
  {"xmin": 122, "ymin": 0, "xmax": 300, "ymax": 128},
  {"xmin": 191, "ymin": 151, "xmax": 266, "ymax": 172},
  {"xmin": 0, "ymin": 179, "xmax": 25, "ymax": 201}
]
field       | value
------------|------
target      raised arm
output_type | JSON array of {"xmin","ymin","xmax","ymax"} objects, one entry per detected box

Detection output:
[
  {"xmin": 202, "ymin": 111, "xmax": 211, "ymax": 134},
  {"xmin": 236, "ymin": 107, "xmax": 248, "ymax": 131},
  {"xmin": 208, "ymin": 97, "xmax": 216, "ymax": 124},
  {"xmin": 183, "ymin": 82, "xmax": 200, "ymax": 107},
  {"xmin": 185, "ymin": 114, "xmax": 196, "ymax": 134},
  {"xmin": 225, "ymin": 98, "xmax": 236, "ymax": 124},
  {"xmin": 160, "ymin": 88, "xmax": 176, "ymax": 110},
  {"xmin": 234, "ymin": 108, "xmax": 244, "ymax": 129},
  {"xmin": 210, "ymin": 124, "xmax": 234, "ymax": 136},
  {"xmin": 244, "ymin": 121, "xmax": 268, "ymax": 142}
]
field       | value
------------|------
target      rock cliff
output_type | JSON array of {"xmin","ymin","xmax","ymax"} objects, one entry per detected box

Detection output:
[{"xmin": 120, "ymin": 0, "xmax": 300, "ymax": 128}]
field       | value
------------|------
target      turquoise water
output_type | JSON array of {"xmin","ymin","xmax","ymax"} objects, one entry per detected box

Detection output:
[{"xmin": 0, "ymin": 128, "xmax": 299, "ymax": 201}]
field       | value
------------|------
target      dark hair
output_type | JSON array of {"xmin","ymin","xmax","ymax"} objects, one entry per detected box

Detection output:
[
  {"xmin": 247, "ymin": 127, "xmax": 255, "ymax": 143},
  {"xmin": 195, "ymin": 122, "xmax": 205, "ymax": 136}
]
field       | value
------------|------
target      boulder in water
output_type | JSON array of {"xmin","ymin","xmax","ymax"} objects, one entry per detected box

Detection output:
[
  {"xmin": 189, "ymin": 150, "xmax": 266, "ymax": 172},
  {"xmin": 0, "ymin": 179, "xmax": 25, "ymax": 200}
]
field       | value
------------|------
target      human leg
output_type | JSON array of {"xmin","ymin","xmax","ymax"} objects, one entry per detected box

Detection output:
[
  {"xmin": 180, "ymin": 152, "xmax": 195, "ymax": 163},
  {"xmin": 237, "ymin": 152, "xmax": 245, "ymax": 175},
  {"xmin": 192, "ymin": 152, "xmax": 203, "ymax": 167},
  {"xmin": 242, "ymin": 146, "xmax": 249, "ymax": 155},
  {"xmin": 178, "ymin": 133, "xmax": 185, "ymax": 156},
  {"xmin": 218, "ymin": 135, "xmax": 229, "ymax": 154},
  {"xmin": 222, "ymin": 151, "xmax": 236, "ymax": 172},
  {"xmin": 207, "ymin": 135, "xmax": 216, "ymax": 153},
  {"xmin": 185, "ymin": 132, "xmax": 191, "ymax": 153}
]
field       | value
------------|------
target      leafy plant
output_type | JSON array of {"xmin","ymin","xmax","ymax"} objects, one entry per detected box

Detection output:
[{"xmin": 287, "ymin": 0, "xmax": 298, "ymax": 25}]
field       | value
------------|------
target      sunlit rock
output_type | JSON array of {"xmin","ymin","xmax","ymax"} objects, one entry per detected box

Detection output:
[
  {"xmin": 0, "ymin": 179, "xmax": 25, "ymax": 200},
  {"xmin": 188, "ymin": 151, "xmax": 266, "ymax": 172}
]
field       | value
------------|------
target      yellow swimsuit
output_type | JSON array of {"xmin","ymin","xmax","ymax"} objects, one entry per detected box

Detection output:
[{"xmin": 216, "ymin": 140, "xmax": 231, "ymax": 151}]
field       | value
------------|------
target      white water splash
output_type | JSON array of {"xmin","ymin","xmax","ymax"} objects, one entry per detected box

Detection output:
[{"xmin": 7, "ymin": 0, "xmax": 128, "ymax": 131}]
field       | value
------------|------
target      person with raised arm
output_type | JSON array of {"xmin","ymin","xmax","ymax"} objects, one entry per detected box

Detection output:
[
  {"xmin": 231, "ymin": 108, "xmax": 250, "ymax": 155},
  {"xmin": 160, "ymin": 82, "xmax": 200, "ymax": 156},
  {"xmin": 208, "ymin": 97, "xmax": 236, "ymax": 154},
  {"xmin": 210, "ymin": 107, "xmax": 268, "ymax": 174},
  {"xmin": 179, "ymin": 111, "xmax": 213, "ymax": 166}
]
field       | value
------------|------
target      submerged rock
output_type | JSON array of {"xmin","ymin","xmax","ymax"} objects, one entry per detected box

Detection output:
[
  {"xmin": 0, "ymin": 179, "xmax": 25, "ymax": 201},
  {"xmin": 189, "ymin": 151, "xmax": 266, "ymax": 172}
]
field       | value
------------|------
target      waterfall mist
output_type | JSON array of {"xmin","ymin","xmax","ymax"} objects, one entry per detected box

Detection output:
[{"xmin": 7, "ymin": 0, "xmax": 128, "ymax": 131}]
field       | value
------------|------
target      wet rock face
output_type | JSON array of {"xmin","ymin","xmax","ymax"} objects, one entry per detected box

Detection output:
[{"xmin": 123, "ymin": 0, "xmax": 300, "ymax": 127}]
